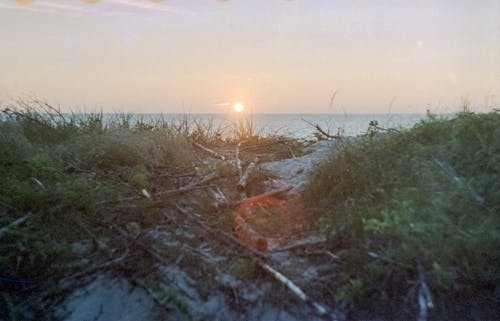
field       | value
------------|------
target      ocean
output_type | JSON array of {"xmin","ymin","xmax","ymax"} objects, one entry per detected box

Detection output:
[
  {"xmin": 0, "ymin": 111, "xmax": 430, "ymax": 138},
  {"xmin": 130, "ymin": 113, "xmax": 429, "ymax": 138}
]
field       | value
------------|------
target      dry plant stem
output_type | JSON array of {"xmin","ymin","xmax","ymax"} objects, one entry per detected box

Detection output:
[
  {"xmin": 417, "ymin": 260, "xmax": 433, "ymax": 321},
  {"xmin": 97, "ymin": 173, "xmax": 217, "ymax": 205},
  {"xmin": 301, "ymin": 117, "xmax": 341, "ymax": 139},
  {"xmin": 259, "ymin": 262, "xmax": 328, "ymax": 316},
  {"xmin": 0, "ymin": 212, "xmax": 33, "ymax": 239},
  {"xmin": 193, "ymin": 142, "xmax": 226, "ymax": 160}
]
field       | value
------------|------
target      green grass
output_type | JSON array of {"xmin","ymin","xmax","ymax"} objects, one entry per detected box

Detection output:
[
  {"xmin": 304, "ymin": 111, "xmax": 500, "ymax": 313},
  {"xmin": 0, "ymin": 99, "xmax": 239, "ymax": 317}
]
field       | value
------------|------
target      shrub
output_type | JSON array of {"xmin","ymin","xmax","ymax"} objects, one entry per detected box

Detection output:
[{"xmin": 304, "ymin": 112, "xmax": 500, "ymax": 312}]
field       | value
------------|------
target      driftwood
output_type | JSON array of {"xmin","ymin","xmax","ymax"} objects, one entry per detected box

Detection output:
[
  {"xmin": 235, "ymin": 141, "xmax": 243, "ymax": 178},
  {"xmin": 237, "ymin": 161, "xmax": 256, "ymax": 191},
  {"xmin": 259, "ymin": 262, "xmax": 327, "ymax": 316},
  {"xmin": 193, "ymin": 142, "xmax": 226, "ymax": 160},
  {"xmin": 301, "ymin": 117, "xmax": 341, "ymax": 139},
  {"xmin": 272, "ymin": 235, "xmax": 327, "ymax": 252},
  {"xmin": 173, "ymin": 203, "xmax": 330, "ymax": 316},
  {"xmin": 98, "ymin": 173, "xmax": 217, "ymax": 205},
  {"xmin": 174, "ymin": 203, "xmax": 268, "ymax": 260},
  {"xmin": 0, "ymin": 212, "xmax": 33, "ymax": 239}
]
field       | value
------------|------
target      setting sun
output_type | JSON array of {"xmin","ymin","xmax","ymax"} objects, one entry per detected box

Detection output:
[{"xmin": 233, "ymin": 102, "xmax": 244, "ymax": 113}]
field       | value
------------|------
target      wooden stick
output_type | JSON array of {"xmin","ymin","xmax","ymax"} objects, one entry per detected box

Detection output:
[
  {"xmin": 237, "ymin": 162, "xmax": 256, "ymax": 191},
  {"xmin": 98, "ymin": 174, "xmax": 217, "ymax": 205},
  {"xmin": 301, "ymin": 117, "xmax": 341, "ymax": 139},
  {"xmin": 235, "ymin": 141, "xmax": 243, "ymax": 178},
  {"xmin": 259, "ymin": 262, "xmax": 327, "ymax": 316},
  {"xmin": 193, "ymin": 142, "xmax": 225, "ymax": 160},
  {"xmin": 272, "ymin": 235, "xmax": 327, "ymax": 252},
  {"xmin": 0, "ymin": 212, "xmax": 33, "ymax": 239}
]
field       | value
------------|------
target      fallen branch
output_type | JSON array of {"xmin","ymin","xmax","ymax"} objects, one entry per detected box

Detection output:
[
  {"xmin": 173, "ymin": 203, "xmax": 268, "ymax": 260},
  {"xmin": 259, "ymin": 262, "xmax": 327, "ymax": 316},
  {"xmin": 98, "ymin": 174, "xmax": 217, "ymax": 205},
  {"xmin": 237, "ymin": 161, "xmax": 257, "ymax": 191},
  {"xmin": 235, "ymin": 141, "xmax": 243, "ymax": 178},
  {"xmin": 0, "ymin": 212, "xmax": 33, "ymax": 239},
  {"xmin": 301, "ymin": 117, "xmax": 341, "ymax": 140},
  {"xmin": 272, "ymin": 235, "xmax": 327, "ymax": 252},
  {"xmin": 193, "ymin": 142, "xmax": 226, "ymax": 160}
]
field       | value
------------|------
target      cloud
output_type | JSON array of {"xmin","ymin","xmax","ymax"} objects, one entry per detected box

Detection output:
[
  {"xmin": 108, "ymin": 0, "xmax": 194, "ymax": 15},
  {"xmin": 2, "ymin": 0, "xmax": 192, "ymax": 17},
  {"xmin": 0, "ymin": 1, "xmax": 99, "ymax": 16}
]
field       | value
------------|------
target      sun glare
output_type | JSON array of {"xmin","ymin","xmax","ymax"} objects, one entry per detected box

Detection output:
[{"xmin": 233, "ymin": 102, "xmax": 244, "ymax": 113}]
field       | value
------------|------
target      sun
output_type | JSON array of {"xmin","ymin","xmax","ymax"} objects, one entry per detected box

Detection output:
[{"xmin": 233, "ymin": 102, "xmax": 245, "ymax": 113}]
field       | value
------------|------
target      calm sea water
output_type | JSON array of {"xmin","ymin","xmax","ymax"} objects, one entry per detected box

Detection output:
[
  {"xmin": 0, "ymin": 112, "xmax": 430, "ymax": 138},
  {"xmin": 133, "ymin": 113, "xmax": 428, "ymax": 138}
]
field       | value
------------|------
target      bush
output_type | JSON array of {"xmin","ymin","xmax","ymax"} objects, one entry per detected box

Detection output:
[{"xmin": 304, "ymin": 112, "xmax": 500, "ymax": 311}]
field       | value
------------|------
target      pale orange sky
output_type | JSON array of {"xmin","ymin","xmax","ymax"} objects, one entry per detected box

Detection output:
[{"xmin": 0, "ymin": 0, "xmax": 499, "ymax": 113}]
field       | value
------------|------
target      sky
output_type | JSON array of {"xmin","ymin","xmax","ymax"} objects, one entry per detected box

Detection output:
[{"xmin": 0, "ymin": 0, "xmax": 499, "ymax": 114}]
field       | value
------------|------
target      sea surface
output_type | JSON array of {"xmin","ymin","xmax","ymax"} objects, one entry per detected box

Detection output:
[
  {"xmin": 130, "ymin": 113, "xmax": 429, "ymax": 138},
  {"xmin": 0, "ymin": 112, "xmax": 431, "ymax": 138}
]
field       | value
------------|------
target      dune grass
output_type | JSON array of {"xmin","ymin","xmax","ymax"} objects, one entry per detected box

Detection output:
[
  {"xmin": 0, "ymin": 99, "xmax": 257, "ymax": 317},
  {"xmin": 304, "ymin": 111, "xmax": 500, "ymax": 315}
]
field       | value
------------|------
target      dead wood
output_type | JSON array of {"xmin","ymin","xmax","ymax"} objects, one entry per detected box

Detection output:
[
  {"xmin": 259, "ymin": 262, "xmax": 328, "ymax": 316},
  {"xmin": 237, "ymin": 161, "xmax": 256, "ymax": 191},
  {"xmin": 235, "ymin": 141, "xmax": 243, "ymax": 178},
  {"xmin": 98, "ymin": 173, "xmax": 217, "ymax": 205},
  {"xmin": 0, "ymin": 212, "xmax": 33, "ymax": 239},
  {"xmin": 173, "ymin": 204, "xmax": 268, "ymax": 260},
  {"xmin": 301, "ymin": 117, "xmax": 341, "ymax": 140},
  {"xmin": 305, "ymin": 250, "xmax": 339, "ymax": 260},
  {"xmin": 193, "ymin": 142, "xmax": 226, "ymax": 160},
  {"xmin": 271, "ymin": 235, "xmax": 327, "ymax": 252}
]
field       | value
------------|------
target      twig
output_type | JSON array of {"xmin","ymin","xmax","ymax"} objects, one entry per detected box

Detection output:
[
  {"xmin": 301, "ymin": 117, "xmax": 341, "ymax": 139},
  {"xmin": 305, "ymin": 250, "xmax": 339, "ymax": 261},
  {"xmin": 173, "ymin": 204, "xmax": 268, "ymax": 260},
  {"xmin": 417, "ymin": 260, "xmax": 433, "ymax": 321},
  {"xmin": 272, "ymin": 235, "xmax": 327, "ymax": 252},
  {"xmin": 237, "ymin": 162, "xmax": 256, "ymax": 191},
  {"xmin": 235, "ymin": 141, "xmax": 243, "ymax": 178},
  {"xmin": 259, "ymin": 262, "xmax": 328, "ymax": 316},
  {"xmin": 0, "ymin": 212, "xmax": 33, "ymax": 239},
  {"xmin": 97, "ymin": 174, "xmax": 217, "ymax": 205},
  {"xmin": 193, "ymin": 142, "xmax": 225, "ymax": 160}
]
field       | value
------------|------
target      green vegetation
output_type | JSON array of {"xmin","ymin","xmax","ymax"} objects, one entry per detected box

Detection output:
[
  {"xmin": 0, "ymin": 101, "xmax": 204, "ymax": 318},
  {"xmin": 0, "ymin": 99, "xmax": 300, "ymax": 319},
  {"xmin": 304, "ymin": 111, "xmax": 500, "ymax": 313}
]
